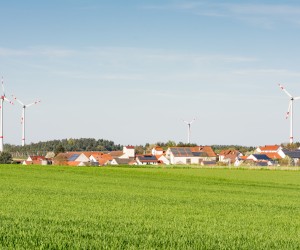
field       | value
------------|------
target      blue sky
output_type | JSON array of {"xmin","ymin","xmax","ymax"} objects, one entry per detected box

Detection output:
[{"xmin": 1, "ymin": 0, "xmax": 300, "ymax": 146}]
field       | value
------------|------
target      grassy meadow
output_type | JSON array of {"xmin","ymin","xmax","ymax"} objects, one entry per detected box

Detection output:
[{"xmin": 0, "ymin": 165, "xmax": 300, "ymax": 249}]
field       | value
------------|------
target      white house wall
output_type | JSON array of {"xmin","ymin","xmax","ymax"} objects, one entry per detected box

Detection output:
[
  {"xmin": 75, "ymin": 154, "xmax": 90, "ymax": 162},
  {"xmin": 110, "ymin": 159, "xmax": 119, "ymax": 165},
  {"xmin": 170, "ymin": 156, "xmax": 199, "ymax": 165},
  {"xmin": 158, "ymin": 155, "xmax": 170, "ymax": 165},
  {"xmin": 122, "ymin": 147, "xmax": 135, "ymax": 158}
]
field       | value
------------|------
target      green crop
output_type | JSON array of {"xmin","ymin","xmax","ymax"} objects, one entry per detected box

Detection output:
[{"xmin": 0, "ymin": 165, "xmax": 300, "ymax": 249}]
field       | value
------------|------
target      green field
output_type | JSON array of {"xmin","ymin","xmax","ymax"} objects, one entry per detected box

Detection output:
[{"xmin": 1, "ymin": 165, "xmax": 300, "ymax": 249}]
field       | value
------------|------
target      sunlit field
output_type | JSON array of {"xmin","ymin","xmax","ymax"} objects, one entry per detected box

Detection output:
[{"xmin": 1, "ymin": 165, "xmax": 300, "ymax": 249}]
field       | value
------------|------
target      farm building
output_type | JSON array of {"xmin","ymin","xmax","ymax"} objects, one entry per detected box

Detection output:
[{"xmin": 165, "ymin": 146, "xmax": 216, "ymax": 165}]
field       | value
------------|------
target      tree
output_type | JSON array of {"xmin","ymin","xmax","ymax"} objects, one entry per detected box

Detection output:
[
  {"xmin": 135, "ymin": 145, "xmax": 145, "ymax": 155},
  {"xmin": 0, "ymin": 152, "xmax": 12, "ymax": 164},
  {"xmin": 166, "ymin": 140, "xmax": 176, "ymax": 148},
  {"xmin": 278, "ymin": 155, "xmax": 292, "ymax": 166},
  {"xmin": 54, "ymin": 144, "xmax": 65, "ymax": 156}
]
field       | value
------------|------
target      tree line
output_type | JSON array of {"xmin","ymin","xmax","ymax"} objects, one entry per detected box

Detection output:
[
  {"xmin": 5, "ymin": 138, "xmax": 122, "ymax": 158},
  {"xmin": 4, "ymin": 137, "xmax": 258, "ymax": 159}
]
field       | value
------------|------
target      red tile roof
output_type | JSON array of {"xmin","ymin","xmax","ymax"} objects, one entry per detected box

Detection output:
[
  {"xmin": 89, "ymin": 153, "xmax": 113, "ymax": 165},
  {"xmin": 109, "ymin": 151, "xmax": 124, "ymax": 158},
  {"xmin": 219, "ymin": 149, "xmax": 240, "ymax": 156},
  {"xmin": 68, "ymin": 161, "xmax": 80, "ymax": 166},
  {"xmin": 29, "ymin": 156, "xmax": 46, "ymax": 161},
  {"xmin": 125, "ymin": 145, "xmax": 135, "ymax": 149},
  {"xmin": 259, "ymin": 145, "xmax": 280, "ymax": 151},
  {"xmin": 264, "ymin": 152, "xmax": 282, "ymax": 159},
  {"xmin": 191, "ymin": 146, "xmax": 216, "ymax": 157}
]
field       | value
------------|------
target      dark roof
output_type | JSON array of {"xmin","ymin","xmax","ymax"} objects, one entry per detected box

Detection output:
[
  {"xmin": 137, "ymin": 155, "xmax": 158, "ymax": 162},
  {"xmin": 192, "ymin": 152, "xmax": 207, "ymax": 157},
  {"xmin": 114, "ymin": 158, "xmax": 132, "ymax": 164},
  {"xmin": 252, "ymin": 154, "xmax": 271, "ymax": 160},
  {"xmin": 257, "ymin": 161, "xmax": 268, "ymax": 166},
  {"xmin": 170, "ymin": 147, "xmax": 194, "ymax": 157},
  {"xmin": 283, "ymin": 150, "xmax": 300, "ymax": 159},
  {"xmin": 68, "ymin": 154, "xmax": 80, "ymax": 161}
]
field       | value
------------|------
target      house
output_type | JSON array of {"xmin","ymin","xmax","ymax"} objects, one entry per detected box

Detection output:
[
  {"xmin": 151, "ymin": 146, "xmax": 164, "ymax": 156},
  {"xmin": 73, "ymin": 152, "xmax": 92, "ymax": 163},
  {"xmin": 219, "ymin": 149, "xmax": 243, "ymax": 166},
  {"xmin": 136, "ymin": 155, "xmax": 159, "ymax": 165},
  {"xmin": 282, "ymin": 149, "xmax": 300, "ymax": 165},
  {"xmin": 165, "ymin": 146, "xmax": 216, "ymax": 165},
  {"xmin": 23, "ymin": 155, "xmax": 47, "ymax": 165},
  {"xmin": 156, "ymin": 154, "xmax": 170, "ymax": 165},
  {"xmin": 247, "ymin": 154, "xmax": 273, "ymax": 166},
  {"xmin": 255, "ymin": 145, "xmax": 285, "ymax": 159},
  {"xmin": 119, "ymin": 146, "xmax": 135, "ymax": 159},
  {"xmin": 110, "ymin": 158, "xmax": 136, "ymax": 165},
  {"xmin": 109, "ymin": 151, "xmax": 124, "ymax": 159},
  {"xmin": 89, "ymin": 153, "xmax": 113, "ymax": 166},
  {"xmin": 53, "ymin": 152, "xmax": 84, "ymax": 166}
]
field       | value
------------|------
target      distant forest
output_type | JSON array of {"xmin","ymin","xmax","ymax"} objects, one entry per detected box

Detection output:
[
  {"xmin": 5, "ymin": 138, "xmax": 123, "ymax": 158},
  {"xmin": 5, "ymin": 138, "xmax": 257, "ymax": 158}
]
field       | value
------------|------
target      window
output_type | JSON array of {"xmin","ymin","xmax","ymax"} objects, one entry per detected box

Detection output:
[{"xmin": 186, "ymin": 158, "xmax": 191, "ymax": 164}]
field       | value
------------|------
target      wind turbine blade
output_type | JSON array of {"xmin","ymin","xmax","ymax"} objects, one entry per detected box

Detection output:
[
  {"xmin": 190, "ymin": 118, "xmax": 196, "ymax": 124},
  {"xmin": 4, "ymin": 97, "xmax": 14, "ymax": 105},
  {"xmin": 26, "ymin": 100, "xmax": 41, "ymax": 108},
  {"xmin": 182, "ymin": 119, "xmax": 189, "ymax": 124},
  {"xmin": 1, "ymin": 77, "xmax": 5, "ymax": 95},
  {"xmin": 294, "ymin": 96, "xmax": 300, "ymax": 100},
  {"xmin": 12, "ymin": 95, "xmax": 24, "ymax": 106},
  {"xmin": 286, "ymin": 101, "xmax": 292, "ymax": 119},
  {"xmin": 278, "ymin": 84, "xmax": 292, "ymax": 98}
]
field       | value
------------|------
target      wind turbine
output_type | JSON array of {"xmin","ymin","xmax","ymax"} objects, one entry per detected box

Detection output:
[
  {"xmin": 278, "ymin": 84, "xmax": 300, "ymax": 144},
  {"xmin": 183, "ymin": 118, "xmax": 196, "ymax": 144},
  {"xmin": 0, "ymin": 77, "xmax": 14, "ymax": 152},
  {"xmin": 12, "ymin": 95, "xmax": 40, "ymax": 146}
]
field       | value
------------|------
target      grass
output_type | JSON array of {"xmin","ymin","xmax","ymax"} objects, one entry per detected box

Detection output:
[{"xmin": 0, "ymin": 165, "xmax": 300, "ymax": 249}]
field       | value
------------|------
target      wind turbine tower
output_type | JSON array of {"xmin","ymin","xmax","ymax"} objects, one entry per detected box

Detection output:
[
  {"xmin": 183, "ymin": 118, "xmax": 196, "ymax": 144},
  {"xmin": 278, "ymin": 84, "xmax": 300, "ymax": 144},
  {"xmin": 13, "ymin": 95, "xmax": 40, "ymax": 146},
  {"xmin": 0, "ymin": 77, "xmax": 13, "ymax": 152}
]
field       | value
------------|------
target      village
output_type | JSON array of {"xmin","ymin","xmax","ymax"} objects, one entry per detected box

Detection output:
[{"xmin": 21, "ymin": 144, "xmax": 300, "ymax": 167}]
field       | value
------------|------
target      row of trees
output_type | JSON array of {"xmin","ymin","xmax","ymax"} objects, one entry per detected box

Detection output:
[
  {"xmin": 5, "ymin": 138, "xmax": 123, "ymax": 158},
  {"xmin": 3, "ymin": 137, "xmax": 260, "ymax": 159}
]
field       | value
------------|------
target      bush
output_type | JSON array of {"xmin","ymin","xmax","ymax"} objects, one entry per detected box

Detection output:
[{"xmin": 0, "ymin": 152, "xmax": 13, "ymax": 164}]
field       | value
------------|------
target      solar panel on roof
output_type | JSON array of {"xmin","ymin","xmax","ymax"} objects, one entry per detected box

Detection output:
[
  {"xmin": 253, "ymin": 154, "xmax": 270, "ymax": 160},
  {"xmin": 68, "ymin": 154, "xmax": 80, "ymax": 161}
]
